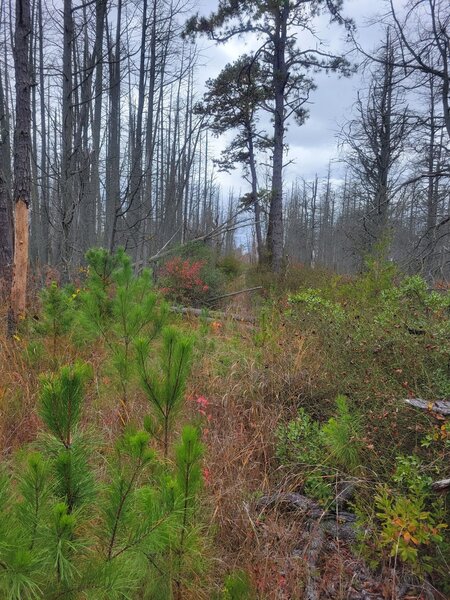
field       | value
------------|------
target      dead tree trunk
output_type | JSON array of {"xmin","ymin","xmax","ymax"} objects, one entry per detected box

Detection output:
[
  {"xmin": 0, "ymin": 62, "xmax": 13, "ymax": 295},
  {"xmin": 9, "ymin": 0, "xmax": 32, "ymax": 331}
]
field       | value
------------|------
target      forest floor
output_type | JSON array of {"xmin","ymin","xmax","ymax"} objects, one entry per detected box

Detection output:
[{"xmin": 0, "ymin": 259, "xmax": 449, "ymax": 599}]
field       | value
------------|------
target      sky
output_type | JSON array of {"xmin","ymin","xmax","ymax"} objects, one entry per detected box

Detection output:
[{"xmin": 191, "ymin": 0, "xmax": 400, "ymax": 192}]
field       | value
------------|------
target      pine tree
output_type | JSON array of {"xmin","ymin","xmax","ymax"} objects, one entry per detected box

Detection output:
[
  {"xmin": 39, "ymin": 282, "xmax": 74, "ymax": 362},
  {"xmin": 0, "ymin": 362, "xmax": 207, "ymax": 598},
  {"xmin": 136, "ymin": 326, "xmax": 194, "ymax": 457},
  {"xmin": 77, "ymin": 247, "xmax": 168, "ymax": 424},
  {"xmin": 172, "ymin": 425, "xmax": 204, "ymax": 600}
]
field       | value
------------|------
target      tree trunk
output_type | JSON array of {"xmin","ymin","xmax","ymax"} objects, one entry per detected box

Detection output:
[
  {"xmin": 9, "ymin": 0, "xmax": 31, "ymax": 330},
  {"xmin": 247, "ymin": 128, "xmax": 263, "ymax": 264},
  {"xmin": 0, "ymin": 64, "xmax": 13, "ymax": 295},
  {"xmin": 267, "ymin": 2, "xmax": 288, "ymax": 272}
]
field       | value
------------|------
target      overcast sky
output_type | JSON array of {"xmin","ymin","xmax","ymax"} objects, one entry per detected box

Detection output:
[{"xmin": 191, "ymin": 0, "xmax": 400, "ymax": 192}]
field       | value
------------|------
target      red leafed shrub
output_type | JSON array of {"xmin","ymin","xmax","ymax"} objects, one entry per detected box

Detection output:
[{"xmin": 159, "ymin": 256, "xmax": 210, "ymax": 305}]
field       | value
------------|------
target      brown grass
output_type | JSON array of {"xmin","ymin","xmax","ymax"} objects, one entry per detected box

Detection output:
[{"xmin": 184, "ymin": 305, "xmax": 331, "ymax": 598}]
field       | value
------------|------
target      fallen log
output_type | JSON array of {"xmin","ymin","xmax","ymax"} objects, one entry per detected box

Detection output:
[
  {"xmin": 206, "ymin": 286, "xmax": 262, "ymax": 304},
  {"xmin": 431, "ymin": 478, "xmax": 450, "ymax": 493},
  {"xmin": 170, "ymin": 305, "xmax": 256, "ymax": 324},
  {"xmin": 255, "ymin": 492, "xmax": 357, "ymax": 523},
  {"xmin": 403, "ymin": 398, "xmax": 450, "ymax": 416}
]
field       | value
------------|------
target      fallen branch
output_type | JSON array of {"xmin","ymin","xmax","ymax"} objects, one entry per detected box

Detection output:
[
  {"xmin": 255, "ymin": 492, "xmax": 357, "ymax": 524},
  {"xmin": 134, "ymin": 210, "xmax": 252, "ymax": 268},
  {"xmin": 207, "ymin": 286, "xmax": 262, "ymax": 304},
  {"xmin": 431, "ymin": 478, "xmax": 450, "ymax": 493},
  {"xmin": 403, "ymin": 398, "xmax": 450, "ymax": 416}
]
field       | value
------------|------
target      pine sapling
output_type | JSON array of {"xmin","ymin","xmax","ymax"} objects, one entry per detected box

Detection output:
[
  {"xmin": 77, "ymin": 247, "xmax": 167, "ymax": 425},
  {"xmin": 103, "ymin": 430, "xmax": 155, "ymax": 561},
  {"xmin": 39, "ymin": 281, "xmax": 74, "ymax": 364},
  {"xmin": 172, "ymin": 425, "xmax": 204, "ymax": 600},
  {"xmin": 322, "ymin": 395, "xmax": 362, "ymax": 474},
  {"xmin": 136, "ymin": 326, "xmax": 194, "ymax": 457},
  {"xmin": 39, "ymin": 362, "xmax": 95, "ymax": 512}
]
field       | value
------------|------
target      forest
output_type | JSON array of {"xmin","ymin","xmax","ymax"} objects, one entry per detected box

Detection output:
[{"xmin": 0, "ymin": 0, "xmax": 449, "ymax": 598}]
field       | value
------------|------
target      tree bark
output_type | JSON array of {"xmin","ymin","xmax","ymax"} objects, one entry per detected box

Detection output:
[
  {"xmin": 0, "ymin": 63, "xmax": 13, "ymax": 295},
  {"xmin": 267, "ymin": 2, "xmax": 288, "ymax": 273},
  {"xmin": 9, "ymin": 0, "xmax": 31, "ymax": 330}
]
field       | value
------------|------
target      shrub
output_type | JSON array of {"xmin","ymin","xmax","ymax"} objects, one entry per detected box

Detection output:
[
  {"xmin": 159, "ymin": 242, "xmax": 225, "ymax": 306},
  {"xmin": 288, "ymin": 289, "xmax": 346, "ymax": 324},
  {"xmin": 160, "ymin": 256, "xmax": 211, "ymax": 305},
  {"xmin": 217, "ymin": 255, "xmax": 243, "ymax": 280},
  {"xmin": 356, "ymin": 456, "xmax": 447, "ymax": 576},
  {"xmin": 276, "ymin": 396, "xmax": 362, "ymax": 504}
]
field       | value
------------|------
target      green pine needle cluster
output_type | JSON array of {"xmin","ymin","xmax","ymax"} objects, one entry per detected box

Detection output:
[
  {"xmin": 137, "ymin": 327, "xmax": 194, "ymax": 456},
  {"xmin": 0, "ymin": 357, "xmax": 205, "ymax": 599},
  {"xmin": 76, "ymin": 247, "xmax": 169, "ymax": 422}
]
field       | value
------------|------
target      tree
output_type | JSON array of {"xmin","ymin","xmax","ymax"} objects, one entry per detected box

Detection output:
[
  {"xmin": 387, "ymin": 0, "xmax": 450, "ymax": 142},
  {"xmin": 341, "ymin": 31, "xmax": 411, "ymax": 254},
  {"xmin": 0, "ymin": 65, "xmax": 12, "ymax": 294},
  {"xmin": 9, "ymin": 0, "xmax": 32, "ymax": 331},
  {"xmin": 196, "ymin": 56, "xmax": 269, "ymax": 263},
  {"xmin": 186, "ymin": 0, "xmax": 352, "ymax": 272}
]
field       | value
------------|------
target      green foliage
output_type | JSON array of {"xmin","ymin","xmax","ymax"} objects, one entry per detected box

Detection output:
[
  {"xmin": 39, "ymin": 362, "xmax": 91, "ymax": 446},
  {"xmin": 357, "ymin": 247, "xmax": 398, "ymax": 301},
  {"xmin": 77, "ymin": 247, "xmax": 168, "ymax": 421},
  {"xmin": 356, "ymin": 455, "xmax": 447, "ymax": 576},
  {"xmin": 39, "ymin": 282, "xmax": 75, "ymax": 361},
  {"xmin": 22, "ymin": 340, "xmax": 45, "ymax": 367},
  {"xmin": 278, "ymin": 265, "xmax": 450, "ymax": 587},
  {"xmin": 356, "ymin": 456, "xmax": 447, "ymax": 575},
  {"xmin": 276, "ymin": 408, "xmax": 332, "ymax": 504},
  {"xmin": 276, "ymin": 397, "xmax": 362, "ymax": 504},
  {"xmin": 288, "ymin": 289, "xmax": 346, "ymax": 323},
  {"xmin": 222, "ymin": 569, "xmax": 255, "ymax": 599},
  {"xmin": 217, "ymin": 254, "xmax": 243, "ymax": 280},
  {"xmin": 374, "ymin": 489, "xmax": 446, "ymax": 569},
  {"xmin": 0, "ymin": 362, "xmax": 206, "ymax": 599},
  {"xmin": 39, "ymin": 363, "xmax": 95, "ymax": 512},
  {"xmin": 171, "ymin": 425, "xmax": 205, "ymax": 596},
  {"xmin": 322, "ymin": 395, "xmax": 362, "ymax": 473},
  {"xmin": 137, "ymin": 326, "xmax": 194, "ymax": 456}
]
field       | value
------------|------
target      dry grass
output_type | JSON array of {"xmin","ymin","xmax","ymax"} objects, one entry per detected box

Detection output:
[
  {"xmin": 184, "ymin": 308, "xmax": 333, "ymax": 598},
  {"xmin": 2, "ymin": 282, "xmax": 439, "ymax": 599}
]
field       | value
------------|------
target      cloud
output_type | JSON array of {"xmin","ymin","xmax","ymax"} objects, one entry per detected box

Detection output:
[{"xmin": 194, "ymin": 0, "xmax": 397, "ymax": 188}]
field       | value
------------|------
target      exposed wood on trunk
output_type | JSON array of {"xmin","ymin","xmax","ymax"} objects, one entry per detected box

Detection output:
[{"xmin": 10, "ymin": 199, "xmax": 29, "ymax": 321}]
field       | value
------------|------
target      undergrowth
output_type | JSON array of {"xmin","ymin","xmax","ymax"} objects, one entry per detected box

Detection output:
[{"xmin": 0, "ymin": 249, "xmax": 449, "ymax": 598}]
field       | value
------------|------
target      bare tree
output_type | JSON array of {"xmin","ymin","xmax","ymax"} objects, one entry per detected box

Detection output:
[
  {"xmin": 341, "ymin": 31, "xmax": 411, "ymax": 254},
  {"xmin": 9, "ymin": 0, "xmax": 31, "ymax": 329}
]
